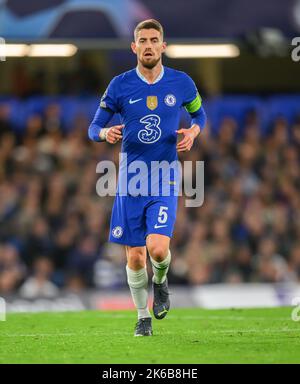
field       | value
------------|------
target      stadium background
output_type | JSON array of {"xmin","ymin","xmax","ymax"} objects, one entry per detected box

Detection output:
[{"xmin": 1, "ymin": 0, "xmax": 300, "ymax": 312}]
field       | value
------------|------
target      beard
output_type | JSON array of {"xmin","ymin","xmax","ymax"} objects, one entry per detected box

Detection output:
[{"xmin": 140, "ymin": 56, "xmax": 160, "ymax": 69}]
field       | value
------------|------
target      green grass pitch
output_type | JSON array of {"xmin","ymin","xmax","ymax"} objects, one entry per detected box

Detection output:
[{"xmin": 0, "ymin": 307, "xmax": 299, "ymax": 364}]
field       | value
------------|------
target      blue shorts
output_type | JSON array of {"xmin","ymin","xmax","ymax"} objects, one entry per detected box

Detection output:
[{"xmin": 109, "ymin": 195, "xmax": 178, "ymax": 246}]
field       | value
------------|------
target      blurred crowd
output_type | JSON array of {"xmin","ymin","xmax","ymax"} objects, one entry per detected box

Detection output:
[
  {"xmin": 3, "ymin": 59, "xmax": 105, "ymax": 98},
  {"xmin": 1, "ymin": 101, "xmax": 300, "ymax": 298}
]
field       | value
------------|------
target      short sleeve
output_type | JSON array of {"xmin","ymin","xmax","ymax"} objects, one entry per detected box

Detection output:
[
  {"xmin": 100, "ymin": 76, "xmax": 119, "ymax": 113},
  {"xmin": 182, "ymin": 74, "xmax": 202, "ymax": 113}
]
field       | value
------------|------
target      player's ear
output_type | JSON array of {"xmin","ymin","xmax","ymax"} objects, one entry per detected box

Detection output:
[
  {"xmin": 131, "ymin": 42, "xmax": 137, "ymax": 54},
  {"xmin": 162, "ymin": 41, "xmax": 167, "ymax": 53}
]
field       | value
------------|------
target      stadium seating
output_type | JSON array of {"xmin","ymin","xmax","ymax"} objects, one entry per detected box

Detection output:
[{"xmin": 1, "ymin": 94, "xmax": 300, "ymax": 135}]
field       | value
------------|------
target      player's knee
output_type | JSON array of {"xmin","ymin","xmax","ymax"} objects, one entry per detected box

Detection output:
[
  {"xmin": 148, "ymin": 245, "xmax": 168, "ymax": 262},
  {"xmin": 128, "ymin": 250, "xmax": 146, "ymax": 270}
]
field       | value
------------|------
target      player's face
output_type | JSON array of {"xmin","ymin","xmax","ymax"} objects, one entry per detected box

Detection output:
[{"xmin": 131, "ymin": 29, "xmax": 166, "ymax": 69}]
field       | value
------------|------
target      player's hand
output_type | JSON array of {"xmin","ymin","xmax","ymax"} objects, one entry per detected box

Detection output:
[
  {"xmin": 176, "ymin": 128, "xmax": 196, "ymax": 152},
  {"xmin": 106, "ymin": 125, "xmax": 124, "ymax": 144}
]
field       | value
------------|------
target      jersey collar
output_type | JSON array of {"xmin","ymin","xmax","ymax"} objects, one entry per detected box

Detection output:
[{"xmin": 136, "ymin": 65, "xmax": 164, "ymax": 84}]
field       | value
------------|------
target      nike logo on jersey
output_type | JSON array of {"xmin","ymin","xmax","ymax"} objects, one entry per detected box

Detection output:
[
  {"xmin": 129, "ymin": 98, "xmax": 143, "ymax": 104},
  {"xmin": 154, "ymin": 224, "xmax": 168, "ymax": 229}
]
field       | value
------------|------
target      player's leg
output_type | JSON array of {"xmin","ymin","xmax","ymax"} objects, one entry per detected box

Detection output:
[
  {"xmin": 146, "ymin": 234, "xmax": 171, "ymax": 285},
  {"xmin": 109, "ymin": 195, "xmax": 152, "ymax": 335},
  {"xmin": 145, "ymin": 196, "xmax": 177, "ymax": 320},
  {"xmin": 126, "ymin": 245, "xmax": 152, "ymax": 336},
  {"xmin": 126, "ymin": 245, "xmax": 151, "ymax": 320},
  {"xmin": 146, "ymin": 234, "xmax": 171, "ymax": 320}
]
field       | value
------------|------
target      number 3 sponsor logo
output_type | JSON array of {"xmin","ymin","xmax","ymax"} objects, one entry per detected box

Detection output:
[{"xmin": 138, "ymin": 114, "xmax": 162, "ymax": 144}]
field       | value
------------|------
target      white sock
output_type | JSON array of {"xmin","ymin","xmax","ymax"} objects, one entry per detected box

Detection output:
[
  {"xmin": 150, "ymin": 250, "xmax": 171, "ymax": 284},
  {"xmin": 126, "ymin": 265, "xmax": 151, "ymax": 320}
]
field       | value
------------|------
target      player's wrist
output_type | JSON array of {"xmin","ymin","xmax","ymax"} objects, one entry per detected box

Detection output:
[
  {"xmin": 99, "ymin": 128, "xmax": 109, "ymax": 141},
  {"xmin": 191, "ymin": 124, "xmax": 201, "ymax": 139}
]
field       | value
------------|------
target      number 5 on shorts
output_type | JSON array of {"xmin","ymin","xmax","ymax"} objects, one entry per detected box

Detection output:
[{"xmin": 158, "ymin": 206, "xmax": 168, "ymax": 224}]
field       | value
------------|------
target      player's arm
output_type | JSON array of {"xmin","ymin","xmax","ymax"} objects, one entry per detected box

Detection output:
[
  {"xmin": 176, "ymin": 106, "xmax": 206, "ymax": 152},
  {"xmin": 177, "ymin": 78, "xmax": 207, "ymax": 152},
  {"xmin": 185, "ymin": 94, "xmax": 207, "ymax": 135},
  {"xmin": 88, "ymin": 77, "xmax": 124, "ymax": 144},
  {"xmin": 88, "ymin": 107, "xmax": 124, "ymax": 144}
]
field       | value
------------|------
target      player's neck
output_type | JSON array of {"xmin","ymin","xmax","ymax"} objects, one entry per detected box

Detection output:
[{"xmin": 137, "ymin": 62, "xmax": 163, "ymax": 84}]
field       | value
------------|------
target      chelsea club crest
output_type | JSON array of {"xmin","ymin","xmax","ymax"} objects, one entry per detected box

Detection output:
[
  {"xmin": 112, "ymin": 226, "xmax": 123, "ymax": 238},
  {"xmin": 164, "ymin": 94, "xmax": 176, "ymax": 107}
]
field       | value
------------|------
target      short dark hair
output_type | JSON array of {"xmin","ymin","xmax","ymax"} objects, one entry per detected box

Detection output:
[{"xmin": 134, "ymin": 19, "xmax": 164, "ymax": 41}]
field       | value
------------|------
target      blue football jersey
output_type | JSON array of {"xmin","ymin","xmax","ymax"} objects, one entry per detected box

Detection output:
[{"xmin": 100, "ymin": 66, "xmax": 202, "ymax": 196}]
